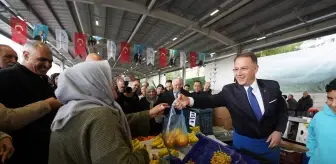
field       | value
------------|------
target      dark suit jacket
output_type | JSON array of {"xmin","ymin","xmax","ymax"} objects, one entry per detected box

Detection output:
[
  {"xmin": 193, "ymin": 79, "xmax": 288, "ymax": 139},
  {"xmin": 157, "ymin": 89, "xmax": 190, "ymax": 115}
]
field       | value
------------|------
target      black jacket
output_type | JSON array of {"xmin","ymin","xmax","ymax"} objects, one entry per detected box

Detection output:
[
  {"xmin": 0, "ymin": 64, "xmax": 56, "ymax": 164},
  {"xmin": 296, "ymin": 95, "xmax": 313, "ymax": 111},
  {"xmin": 116, "ymin": 94, "xmax": 140, "ymax": 114},
  {"xmin": 287, "ymin": 98, "xmax": 298, "ymax": 111},
  {"xmin": 190, "ymin": 91, "xmax": 207, "ymax": 99},
  {"xmin": 192, "ymin": 79, "xmax": 288, "ymax": 139},
  {"xmin": 157, "ymin": 89, "xmax": 190, "ymax": 115}
]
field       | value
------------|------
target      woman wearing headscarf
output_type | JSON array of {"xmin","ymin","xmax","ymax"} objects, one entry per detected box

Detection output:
[
  {"xmin": 139, "ymin": 86, "xmax": 164, "ymax": 135},
  {"xmin": 48, "ymin": 61, "xmax": 168, "ymax": 164}
]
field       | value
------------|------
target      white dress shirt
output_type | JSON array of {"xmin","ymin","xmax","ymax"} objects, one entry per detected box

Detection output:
[
  {"xmin": 189, "ymin": 80, "xmax": 265, "ymax": 115},
  {"xmin": 244, "ymin": 80, "xmax": 265, "ymax": 115}
]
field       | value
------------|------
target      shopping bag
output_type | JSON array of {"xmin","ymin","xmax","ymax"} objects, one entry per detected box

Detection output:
[{"xmin": 163, "ymin": 103, "xmax": 189, "ymax": 149}]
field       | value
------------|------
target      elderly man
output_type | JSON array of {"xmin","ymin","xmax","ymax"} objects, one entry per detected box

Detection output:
[
  {"xmin": 0, "ymin": 40, "xmax": 61, "ymax": 164},
  {"xmin": 175, "ymin": 52, "xmax": 288, "ymax": 163},
  {"xmin": 85, "ymin": 53, "xmax": 103, "ymax": 61},
  {"xmin": 157, "ymin": 78, "xmax": 190, "ymax": 114},
  {"xmin": 296, "ymin": 91, "xmax": 313, "ymax": 116},
  {"xmin": 0, "ymin": 45, "xmax": 18, "ymax": 69}
]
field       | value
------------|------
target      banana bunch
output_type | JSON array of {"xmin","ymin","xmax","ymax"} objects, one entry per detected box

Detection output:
[
  {"xmin": 170, "ymin": 149, "xmax": 179, "ymax": 157},
  {"xmin": 132, "ymin": 139, "xmax": 143, "ymax": 151},
  {"xmin": 190, "ymin": 126, "xmax": 201, "ymax": 134},
  {"xmin": 151, "ymin": 134, "xmax": 165, "ymax": 149},
  {"xmin": 188, "ymin": 132, "xmax": 199, "ymax": 143},
  {"xmin": 158, "ymin": 148, "xmax": 168, "ymax": 157},
  {"xmin": 158, "ymin": 148, "xmax": 179, "ymax": 158}
]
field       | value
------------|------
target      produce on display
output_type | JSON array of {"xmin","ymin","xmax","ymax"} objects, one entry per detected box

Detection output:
[
  {"xmin": 136, "ymin": 136, "xmax": 155, "ymax": 141},
  {"xmin": 132, "ymin": 139, "xmax": 144, "ymax": 151},
  {"xmin": 210, "ymin": 151, "xmax": 232, "ymax": 164},
  {"xmin": 151, "ymin": 134, "xmax": 165, "ymax": 149}
]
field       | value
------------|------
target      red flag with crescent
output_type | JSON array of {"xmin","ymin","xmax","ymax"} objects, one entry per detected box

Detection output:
[
  {"xmin": 159, "ymin": 48, "xmax": 168, "ymax": 67},
  {"xmin": 74, "ymin": 32, "xmax": 87, "ymax": 59},
  {"xmin": 10, "ymin": 16, "xmax": 27, "ymax": 45},
  {"xmin": 120, "ymin": 42, "xmax": 130, "ymax": 63},
  {"xmin": 190, "ymin": 52, "xmax": 197, "ymax": 68}
]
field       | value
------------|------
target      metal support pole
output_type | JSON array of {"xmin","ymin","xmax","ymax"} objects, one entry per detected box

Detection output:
[
  {"xmin": 182, "ymin": 66, "xmax": 186, "ymax": 85},
  {"xmin": 60, "ymin": 59, "xmax": 65, "ymax": 72}
]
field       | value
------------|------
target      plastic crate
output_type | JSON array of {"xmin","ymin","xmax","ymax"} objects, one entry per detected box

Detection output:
[
  {"xmin": 181, "ymin": 134, "xmax": 259, "ymax": 164},
  {"xmin": 184, "ymin": 108, "xmax": 213, "ymax": 135}
]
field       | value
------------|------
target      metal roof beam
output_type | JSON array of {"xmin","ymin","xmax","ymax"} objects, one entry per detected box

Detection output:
[
  {"xmin": 43, "ymin": 0, "xmax": 73, "ymax": 42},
  {"xmin": 112, "ymin": 0, "xmax": 156, "ymax": 68},
  {"xmin": 67, "ymin": 0, "xmax": 235, "ymax": 46}
]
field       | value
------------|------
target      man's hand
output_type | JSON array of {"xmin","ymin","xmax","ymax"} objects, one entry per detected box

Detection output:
[
  {"xmin": 0, "ymin": 137, "xmax": 15, "ymax": 163},
  {"xmin": 44, "ymin": 97, "xmax": 63, "ymax": 111},
  {"xmin": 149, "ymin": 103, "xmax": 169, "ymax": 118},
  {"xmin": 266, "ymin": 131, "xmax": 282, "ymax": 148},
  {"xmin": 174, "ymin": 94, "xmax": 190, "ymax": 109}
]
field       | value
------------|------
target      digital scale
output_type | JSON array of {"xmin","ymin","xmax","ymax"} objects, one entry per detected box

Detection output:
[{"xmin": 282, "ymin": 116, "xmax": 312, "ymax": 145}]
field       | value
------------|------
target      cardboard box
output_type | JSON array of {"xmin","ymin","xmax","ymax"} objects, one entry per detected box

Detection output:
[{"xmin": 213, "ymin": 107, "xmax": 233, "ymax": 130}]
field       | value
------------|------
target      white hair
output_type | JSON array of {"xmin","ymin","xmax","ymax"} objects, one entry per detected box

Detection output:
[
  {"xmin": 23, "ymin": 40, "xmax": 45, "ymax": 56},
  {"xmin": 172, "ymin": 78, "xmax": 183, "ymax": 85}
]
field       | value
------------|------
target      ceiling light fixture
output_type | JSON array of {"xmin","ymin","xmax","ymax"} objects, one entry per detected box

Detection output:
[
  {"xmin": 210, "ymin": 9, "xmax": 219, "ymax": 16},
  {"xmin": 256, "ymin": 36, "xmax": 267, "ymax": 41},
  {"xmin": 97, "ymin": 41, "xmax": 99, "ymax": 44},
  {"xmin": 172, "ymin": 37, "xmax": 177, "ymax": 41},
  {"xmin": 143, "ymin": 58, "xmax": 146, "ymax": 60},
  {"xmin": 210, "ymin": 52, "xmax": 215, "ymax": 57},
  {"xmin": 95, "ymin": 20, "xmax": 99, "ymax": 26},
  {"xmin": 98, "ymin": 52, "xmax": 100, "ymax": 54},
  {"xmin": 154, "ymin": 50, "xmax": 157, "ymax": 53}
]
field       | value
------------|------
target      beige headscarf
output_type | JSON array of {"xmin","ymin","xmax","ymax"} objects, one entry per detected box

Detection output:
[{"xmin": 51, "ymin": 61, "xmax": 131, "ymax": 141}]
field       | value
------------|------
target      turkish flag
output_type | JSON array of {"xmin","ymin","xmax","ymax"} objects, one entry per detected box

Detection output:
[
  {"xmin": 74, "ymin": 32, "xmax": 87, "ymax": 59},
  {"xmin": 120, "ymin": 42, "xmax": 130, "ymax": 64},
  {"xmin": 159, "ymin": 48, "xmax": 168, "ymax": 67},
  {"xmin": 10, "ymin": 16, "xmax": 27, "ymax": 45},
  {"xmin": 190, "ymin": 52, "xmax": 197, "ymax": 68}
]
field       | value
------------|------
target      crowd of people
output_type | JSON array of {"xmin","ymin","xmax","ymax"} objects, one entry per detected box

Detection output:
[{"xmin": 0, "ymin": 40, "xmax": 335, "ymax": 164}]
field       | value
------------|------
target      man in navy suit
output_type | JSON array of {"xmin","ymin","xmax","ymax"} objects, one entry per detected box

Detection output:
[{"xmin": 175, "ymin": 52, "xmax": 288, "ymax": 163}]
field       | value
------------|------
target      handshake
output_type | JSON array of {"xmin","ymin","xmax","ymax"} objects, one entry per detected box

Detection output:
[{"xmin": 173, "ymin": 94, "xmax": 191, "ymax": 109}]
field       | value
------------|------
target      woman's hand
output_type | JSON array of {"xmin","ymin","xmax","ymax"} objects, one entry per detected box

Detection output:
[
  {"xmin": 149, "ymin": 103, "xmax": 169, "ymax": 118},
  {"xmin": 0, "ymin": 137, "xmax": 15, "ymax": 163}
]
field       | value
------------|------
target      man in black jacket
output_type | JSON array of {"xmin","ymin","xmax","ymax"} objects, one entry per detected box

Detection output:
[
  {"xmin": 157, "ymin": 78, "xmax": 190, "ymax": 114},
  {"xmin": 175, "ymin": 52, "xmax": 288, "ymax": 163},
  {"xmin": 0, "ymin": 40, "xmax": 58, "ymax": 164},
  {"xmin": 296, "ymin": 91, "xmax": 313, "ymax": 116},
  {"xmin": 287, "ymin": 94, "xmax": 298, "ymax": 116},
  {"xmin": 190, "ymin": 80, "xmax": 206, "ymax": 98}
]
